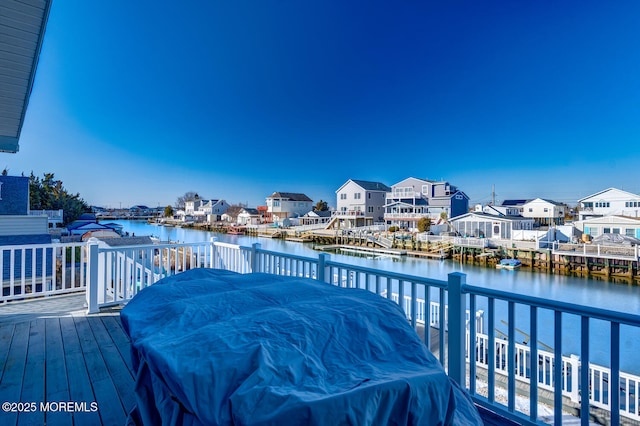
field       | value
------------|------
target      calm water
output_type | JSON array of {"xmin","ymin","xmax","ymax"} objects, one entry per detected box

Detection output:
[{"xmin": 114, "ymin": 220, "xmax": 640, "ymax": 373}]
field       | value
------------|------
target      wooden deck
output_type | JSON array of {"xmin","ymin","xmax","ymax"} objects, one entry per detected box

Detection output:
[{"xmin": 0, "ymin": 295, "xmax": 134, "ymax": 425}]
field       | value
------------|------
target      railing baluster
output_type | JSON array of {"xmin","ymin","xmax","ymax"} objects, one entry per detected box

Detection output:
[
  {"xmin": 488, "ymin": 297, "xmax": 495, "ymax": 404},
  {"xmin": 554, "ymin": 310, "xmax": 563, "ymax": 425},
  {"xmin": 508, "ymin": 301, "xmax": 515, "ymax": 412},
  {"xmin": 530, "ymin": 306, "xmax": 538, "ymax": 422},
  {"xmin": 611, "ymin": 322, "xmax": 621, "ymax": 426}
]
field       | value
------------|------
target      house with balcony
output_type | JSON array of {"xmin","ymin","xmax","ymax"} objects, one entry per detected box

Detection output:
[
  {"xmin": 383, "ymin": 177, "xmax": 469, "ymax": 230},
  {"xmin": 522, "ymin": 198, "xmax": 566, "ymax": 226},
  {"xmin": 328, "ymin": 179, "xmax": 390, "ymax": 229},
  {"xmin": 578, "ymin": 188, "xmax": 640, "ymax": 221},
  {"xmin": 266, "ymin": 192, "xmax": 313, "ymax": 224}
]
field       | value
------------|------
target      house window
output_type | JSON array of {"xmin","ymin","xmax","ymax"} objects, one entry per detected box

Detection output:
[
  {"xmin": 273, "ymin": 201, "xmax": 280, "ymax": 207},
  {"xmin": 340, "ymin": 194, "xmax": 347, "ymax": 200},
  {"xmin": 603, "ymin": 227, "xmax": 610, "ymax": 234},
  {"xmin": 354, "ymin": 193, "xmax": 361, "ymax": 200},
  {"xmin": 528, "ymin": 208, "xmax": 533, "ymax": 212},
  {"xmin": 368, "ymin": 206, "xmax": 373, "ymax": 213},
  {"xmin": 590, "ymin": 228, "xmax": 599, "ymax": 237},
  {"xmin": 626, "ymin": 228, "xmax": 635, "ymax": 237},
  {"xmin": 368, "ymin": 193, "xmax": 371, "ymax": 199},
  {"xmin": 543, "ymin": 208, "xmax": 548, "ymax": 213},
  {"xmin": 612, "ymin": 228, "xmax": 620, "ymax": 234}
]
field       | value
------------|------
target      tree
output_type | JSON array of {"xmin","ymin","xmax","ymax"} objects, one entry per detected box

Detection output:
[
  {"xmin": 440, "ymin": 211, "xmax": 448, "ymax": 222},
  {"xmin": 417, "ymin": 217, "xmax": 431, "ymax": 233},
  {"xmin": 313, "ymin": 200, "xmax": 328, "ymax": 211},
  {"xmin": 175, "ymin": 191, "xmax": 199, "ymax": 208},
  {"xmin": 28, "ymin": 172, "xmax": 90, "ymax": 225},
  {"xmin": 164, "ymin": 205, "xmax": 174, "ymax": 218}
]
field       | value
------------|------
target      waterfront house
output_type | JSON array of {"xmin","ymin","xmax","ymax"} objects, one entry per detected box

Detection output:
[
  {"xmin": 199, "ymin": 199, "xmax": 229, "ymax": 222},
  {"xmin": 383, "ymin": 177, "xmax": 469, "ymax": 230},
  {"xmin": 237, "ymin": 208, "xmax": 261, "ymax": 226},
  {"xmin": 580, "ymin": 215, "xmax": 640, "ymax": 239},
  {"xmin": 449, "ymin": 211, "xmax": 534, "ymax": 240},
  {"xmin": 329, "ymin": 179, "xmax": 390, "ymax": 229},
  {"xmin": 578, "ymin": 187, "xmax": 640, "ymax": 221},
  {"xmin": 500, "ymin": 199, "xmax": 529, "ymax": 215},
  {"xmin": 266, "ymin": 192, "xmax": 313, "ymax": 224},
  {"xmin": 221, "ymin": 205, "xmax": 243, "ymax": 223},
  {"xmin": 300, "ymin": 210, "xmax": 333, "ymax": 226},
  {"xmin": 522, "ymin": 198, "xmax": 566, "ymax": 226},
  {"xmin": 479, "ymin": 204, "xmax": 521, "ymax": 216}
]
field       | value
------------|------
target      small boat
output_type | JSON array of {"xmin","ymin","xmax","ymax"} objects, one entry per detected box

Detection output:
[{"xmin": 496, "ymin": 258, "xmax": 522, "ymax": 270}]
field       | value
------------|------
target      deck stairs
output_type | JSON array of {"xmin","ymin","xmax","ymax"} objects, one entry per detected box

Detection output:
[{"xmin": 373, "ymin": 235, "xmax": 393, "ymax": 249}]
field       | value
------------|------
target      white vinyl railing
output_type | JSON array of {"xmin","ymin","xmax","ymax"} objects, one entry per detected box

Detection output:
[
  {"xmin": 40, "ymin": 238, "xmax": 640, "ymax": 425},
  {"xmin": 552, "ymin": 241, "xmax": 639, "ymax": 261},
  {"xmin": 1, "ymin": 241, "xmax": 87, "ymax": 303}
]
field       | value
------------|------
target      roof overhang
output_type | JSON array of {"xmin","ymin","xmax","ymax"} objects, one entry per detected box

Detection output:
[{"xmin": 0, "ymin": 0, "xmax": 52, "ymax": 153}]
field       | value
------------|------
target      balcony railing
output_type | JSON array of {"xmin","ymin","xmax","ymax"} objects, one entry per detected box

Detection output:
[{"xmin": 3, "ymin": 238, "xmax": 639, "ymax": 424}]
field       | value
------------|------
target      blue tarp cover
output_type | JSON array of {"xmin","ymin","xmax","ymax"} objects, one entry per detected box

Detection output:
[{"xmin": 121, "ymin": 269, "xmax": 481, "ymax": 425}]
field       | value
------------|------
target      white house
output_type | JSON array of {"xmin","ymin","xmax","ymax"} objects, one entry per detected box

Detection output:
[
  {"xmin": 578, "ymin": 188, "xmax": 640, "ymax": 221},
  {"xmin": 199, "ymin": 199, "xmax": 229, "ymax": 222},
  {"xmin": 237, "ymin": 208, "xmax": 261, "ymax": 226},
  {"xmin": 581, "ymin": 215, "xmax": 640, "ymax": 239},
  {"xmin": 450, "ymin": 212, "xmax": 534, "ymax": 240},
  {"xmin": 330, "ymin": 179, "xmax": 390, "ymax": 229},
  {"xmin": 384, "ymin": 177, "xmax": 469, "ymax": 229},
  {"xmin": 479, "ymin": 204, "xmax": 521, "ymax": 217},
  {"xmin": 266, "ymin": 192, "xmax": 313, "ymax": 224},
  {"xmin": 522, "ymin": 198, "xmax": 566, "ymax": 226}
]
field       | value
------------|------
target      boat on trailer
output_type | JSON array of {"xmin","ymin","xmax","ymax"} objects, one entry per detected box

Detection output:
[{"xmin": 496, "ymin": 258, "xmax": 522, "ymax": 270}]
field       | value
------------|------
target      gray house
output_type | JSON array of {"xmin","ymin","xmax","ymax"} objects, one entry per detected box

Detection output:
[
  {"xmin": 384, "ymin": 177, "xmax": 469, "ymax": 229},
  {"xmin": 329, "ymin": 179, "xmax": 391, "ymax": 229}
]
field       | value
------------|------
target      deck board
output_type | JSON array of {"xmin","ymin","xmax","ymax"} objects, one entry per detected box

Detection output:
[
  {"xmin": 102, "ymin": 315, "xmax": 134, "ymax": 373},
  {"xmin": 74, "ymin": 316, "xmax": 126, "ymax": 425},
  {"xmin": 18, "ymin": 318, "xmax": 46, "ymax": 425},
  {"xmin": 0, "ymin": 321, "xmax": 30, "ymax": 426},
  {"xmin": 58, "ymin": 316, "xmax": 107, "ymax": 425},
  {"xmin": 44, "ymin": 318, "xmax": 71, "ymax": 426},
  {"xmin": 86, "ymin": 316, "xmax": 135, "ymax": 412}
]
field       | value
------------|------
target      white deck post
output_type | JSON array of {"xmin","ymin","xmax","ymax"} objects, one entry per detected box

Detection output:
[
  {"xmin": 210, "ymin": 237, "xmax": 217, "ymax": 268},
  {"xmin": 251, "ymin": 243, "xmax": 261, "ymax": 273},
  {"xmin": 86, "ymin": 239, "xmax": 100, "ymax": 314},
  {"xmin": 447, "ymin": 272, "xmax": 466, "ymax": 387}
]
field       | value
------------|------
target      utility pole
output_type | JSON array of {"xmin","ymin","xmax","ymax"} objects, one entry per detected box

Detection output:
[{"xmin": 491, "ymin": 185, "xmax": 496, "ymax": 206}]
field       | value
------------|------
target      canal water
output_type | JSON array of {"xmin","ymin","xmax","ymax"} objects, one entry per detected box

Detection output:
[{"xmin": 113, "ymin": 220, "xmax": 640, "ymax": 374}]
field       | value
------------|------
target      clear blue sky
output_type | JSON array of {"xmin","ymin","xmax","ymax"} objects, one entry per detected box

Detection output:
[{"xmin": 8, "ymin": 0, "xmax": 640, "ymax": 209}]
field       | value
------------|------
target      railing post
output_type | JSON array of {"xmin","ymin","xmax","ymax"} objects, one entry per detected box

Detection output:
[
  {"xmin": 86, "ymin": 239, "xmax": 100, "ymax": 314},
  {"xmin": 569, "ymin": 354, "xmax": 580, "ymax": 403},
  {"xmin": 447, "ymin": 272, "xmax": 466, "ymax": 387},
  {"xmin": 210, "ymin": 237, "xmax": 217, "ymax": 268},
  {"xmin": 251, "ymin": 243, "xmax": 261, "ymax": 273},
  {"xmin": 318, "ymin": 253, "xmax": 328, "ymax": 283}
]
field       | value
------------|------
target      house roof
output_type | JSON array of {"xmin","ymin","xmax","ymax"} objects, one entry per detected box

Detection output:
[
  {"xmin": 578, "ymin": 187, "xmax": 640, "ymax": 203},
  {"xmin": 451, "ymin": 212, "xmax": 532, "ymax": 223},
  {"xmin": 0, "ymin": 0, "xmax": 52, "ymax": 153},
  {"xmin": 337, "ymin": 179, "xmax": 391, "ymax": 193},
  {"xmin": 267, "ymin": 192, "xmax": 312, "ymax": 202},
  {"xmin": 501, "ymin": 199, "xmax": 530, "ymax": 207},
  {"xmin": 240, "ymin": 208, "xmax": 260, "ymax": 215},
  {"xmin": 525, "ymin": 198, "xmax": 564, "ymax": 206},
  {"xmin": 305, "ymin": 210, "xmax": 332, "ymax": 218}
]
